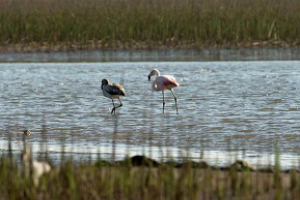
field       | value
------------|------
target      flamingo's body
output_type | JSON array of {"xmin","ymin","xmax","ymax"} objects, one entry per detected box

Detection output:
[
  {"xmin": 148, "ymin": 69, "xmax": 179, "ymax": 113},
  {"xmin": 101, "ymin": 78, "xmax": 126, "ymax": 115}
]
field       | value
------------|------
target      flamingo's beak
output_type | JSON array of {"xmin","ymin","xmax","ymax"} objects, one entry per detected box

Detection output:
[{"xmin": 148, "ymin": 75, "xmax": 151, "ymax": 81}]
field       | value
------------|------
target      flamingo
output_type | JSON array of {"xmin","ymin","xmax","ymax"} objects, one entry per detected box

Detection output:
[
  {"xmin": 101, "ymin": 78, "xmax": 126, "ymax": 115},
  {"xmin": 148, "ymin": 69, "xmax": 179, "ymax": 113}
]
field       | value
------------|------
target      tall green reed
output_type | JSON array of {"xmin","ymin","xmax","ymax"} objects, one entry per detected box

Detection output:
[{"xmin": 1, "ymin": 0, "xmax": 300, "ymax": 48}]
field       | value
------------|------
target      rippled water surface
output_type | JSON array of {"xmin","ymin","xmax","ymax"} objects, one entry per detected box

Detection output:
[{"xmin": 1, "ymin": 61, "xmax": 300, "ymax": 167}]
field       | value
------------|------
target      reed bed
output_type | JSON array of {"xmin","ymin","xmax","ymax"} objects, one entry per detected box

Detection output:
[
  {"xmin": 0, "ymin": 151, "xmax": 300, "ymax": 200},
  {"xmin": 0, "ymin": 0, "xmax": 300, "ymax": 50},
  {"xmin": 1, "ymin": 135, "xmax": 300, "ymax": 200},
  {"xmin": 1, "ymin": 123, "xmax": 300, "ymax": 200}
]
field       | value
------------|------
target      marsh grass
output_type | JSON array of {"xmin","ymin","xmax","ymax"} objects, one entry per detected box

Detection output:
[
  {"xmin": 1, "ymin": 110, "xmax": 300, "ymax": 199},
  {"xmin": 1, "ymin": 145, "xmax": 300, "ymax": 200},
  {"xmin": 1, "ymin": 0, "xmax": 300, "ymax": 49}
]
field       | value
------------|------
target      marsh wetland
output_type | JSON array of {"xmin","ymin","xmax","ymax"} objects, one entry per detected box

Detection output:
[{"xmin": 1, "ymin": 0, "xmax": 300, "ymax": 198}]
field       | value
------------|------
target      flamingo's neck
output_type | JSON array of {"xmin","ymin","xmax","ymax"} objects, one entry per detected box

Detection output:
[{"xmin": 152, "ymin": 79, "xmax": 160, "ymax": 91}]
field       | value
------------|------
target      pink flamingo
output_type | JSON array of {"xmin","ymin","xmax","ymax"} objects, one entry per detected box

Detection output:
[{"xmin": 148, "ymin": 69, "xmax": 179, "ymax": 113}]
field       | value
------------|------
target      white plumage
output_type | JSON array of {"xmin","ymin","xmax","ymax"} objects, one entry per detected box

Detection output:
[
  {"xmin": 21, "ymin": 146, "xmax": 51, "ymax": 186},
  {"xmin": 148, "ymin": 69, "xmax": 179, "ymax": 113}
]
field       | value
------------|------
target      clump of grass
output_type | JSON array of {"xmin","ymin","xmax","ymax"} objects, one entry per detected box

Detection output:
[{"xmin": 0, "ymin": 0, "xmax": 300, "ymax": 50}]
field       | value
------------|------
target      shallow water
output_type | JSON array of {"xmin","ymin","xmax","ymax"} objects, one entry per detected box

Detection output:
[
  {"xmin": 2, "ymin": 48, "xmax": 300, "ymax": 62},
  {"xmin": 1, "ymin": 61, "xmax": 300, "ymax": 168}
]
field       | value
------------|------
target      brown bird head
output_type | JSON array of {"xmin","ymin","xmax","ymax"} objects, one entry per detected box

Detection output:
[
  {"xmin": 101, "ymin": 78, "xmax": 109, "ymax": 90},
  {"xmin": 23, "ymin": 130, "xmax": 31, "ymax": 136}
]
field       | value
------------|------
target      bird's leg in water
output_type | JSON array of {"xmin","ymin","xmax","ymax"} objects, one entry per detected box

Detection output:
[
  {"xmin": 162, "ymin": 91, "xmax": 165, "ymax": 114},
  {"xmin": 171, "ymin": 89, "xmax": 177, "ymax": 102},
  {"xmin": 171, "ymin": 89, "xmax": 179, "ymax": 114},
  {"xmin": 111, "ymin": 98, "xmax": 123, "ymax": 115},
  {"xmin": 111, "ymin": 99, "xmax": 116, "ymax": 115},
  {"xmin": 115, "ymin": 98, "xmax": 123, "ymax": 109}
]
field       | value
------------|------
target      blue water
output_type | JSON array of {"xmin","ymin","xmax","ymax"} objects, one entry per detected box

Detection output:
[{"xmin": 1, "ymin": 60, "xmax": 300, "ymax": 168}]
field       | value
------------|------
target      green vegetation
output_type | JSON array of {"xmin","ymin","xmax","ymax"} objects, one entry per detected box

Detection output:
[
  {"xmin": 1, "ymin": 152, "xmax": 300, "ymax": 200},
  {"xmin": 0, "ymin": 0, "xmax": 300, "ymax": 50}
]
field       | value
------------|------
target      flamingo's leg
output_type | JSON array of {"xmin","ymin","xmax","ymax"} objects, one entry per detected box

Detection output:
[
  {"xmin": 162, "ymin": 90, "xmax": 165, "ymax": 113},
  {"xmin": 116, "ymin": 98, "xmax": 123, "ymax": 109},
  {"xmin": 171, "ymin": 89, "xmax": 177, "ymax": 102},
  {"xmin": 171, "ymin": 89, "xmax": 179, "ymax": 114},
  {"xmin": 111, "ymin": 99, "xmax": 116, "ymax": 115},
  {"xmin": 111, "ymin": 98, "xmax": 123, "ymax": 115}
]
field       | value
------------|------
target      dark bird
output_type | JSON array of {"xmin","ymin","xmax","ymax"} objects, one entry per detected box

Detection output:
[{"xmin": 101, "ymin": 78, "xmax": 126, "ymax": 115}]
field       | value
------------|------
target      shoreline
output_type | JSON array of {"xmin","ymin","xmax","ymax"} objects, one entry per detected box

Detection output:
[
  {"xmin": 0, "ymin": 40, "xmax": 299, "ymax": 53},
  {"xmin": 1, "ymin": 45, "xmax": 300, "ymax": 62}
]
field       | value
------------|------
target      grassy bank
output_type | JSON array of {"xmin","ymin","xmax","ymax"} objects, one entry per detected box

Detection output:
[
  {"xmin": 1, "ymin": 153, "xmax": 300, "ymax": 200},
  {"xmin": 0, "ymin": 0, "xmax": 300, "ymax": 51}
]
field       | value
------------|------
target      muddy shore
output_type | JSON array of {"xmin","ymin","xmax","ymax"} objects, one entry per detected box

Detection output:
[{"xmin": 0, "ymin": 40, "xmax": 299, "ymax": 53}]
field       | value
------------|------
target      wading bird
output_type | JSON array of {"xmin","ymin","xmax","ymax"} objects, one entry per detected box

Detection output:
[
  {"xmin": 148, "ymin": 69, "xmax": 179, "ymax": 113},
  {"xmin": 23, "ymin": 130, "xmax": 31, "ymax": 136},
  {"xmin": 21, "ymin": 146, "xmax": 51, "ymax": 186},
  {"xmin": 101, "ymin": 78, "xmax": 126, "ymax": 115}
]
